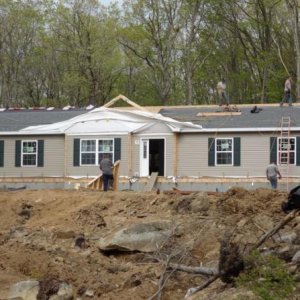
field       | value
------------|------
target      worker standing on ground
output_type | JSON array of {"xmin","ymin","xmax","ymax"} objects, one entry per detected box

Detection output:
[
  {"xmin": 266, "ymin": 162, "xmax": 282, "ymax": 189},
  {"xmin": 216, "ymin": 79, "xmax": 229, "ymax": 106},
  {"xmin": 280, "ymin": 76, "xmax": 292, "ymax": 106},
  {"xmin": 99, "ymin": 154, "xmax": 114, "ymax": 192}
]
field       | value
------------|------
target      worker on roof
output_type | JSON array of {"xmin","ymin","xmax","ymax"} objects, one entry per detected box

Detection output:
[
  {"xmin": 280, "ymin": 76, "xmax": 292, "ymax": 107},
  {"xmin": 216, "ymin": 79, "xmax": 229, "ymax": 106}
]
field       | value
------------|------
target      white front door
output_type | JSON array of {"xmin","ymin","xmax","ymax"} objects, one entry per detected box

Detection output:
[{"xmin": 140, "ymin": 139, "xmax": 149, "ymax": 176}]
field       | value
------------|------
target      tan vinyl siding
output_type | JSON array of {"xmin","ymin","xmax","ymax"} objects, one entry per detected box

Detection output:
[
  {"xmin": 66, "ymin": 135, "xmax": 128, "ymax": 177},
  {"xmin": 178, "ymin": 133, "xmax": 300, "ymax": 177},
  {"xmin": 0, "ymin": 135, "xmax": 64, "ymax": 177}
]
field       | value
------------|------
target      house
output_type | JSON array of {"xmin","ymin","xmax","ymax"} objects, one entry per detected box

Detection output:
[{"xmin": 0, "ymin": 95, "xmax": 299, "ymax": 191}]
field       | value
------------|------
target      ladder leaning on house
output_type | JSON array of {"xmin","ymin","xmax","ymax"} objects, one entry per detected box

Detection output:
[{"xmin": 278, "ymin": 117, "xmax": 291, "ymax": 191}]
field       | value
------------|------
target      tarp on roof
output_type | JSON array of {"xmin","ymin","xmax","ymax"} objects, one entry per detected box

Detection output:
[{"xmin": 19, "ymin": 107, "xmax": 202, "ymax": 134}]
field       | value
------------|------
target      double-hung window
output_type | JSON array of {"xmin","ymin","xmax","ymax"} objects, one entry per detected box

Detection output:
[
  {"xmin": 22, "ymin": 140, "xmax": 37, "ymax": 166},
  {"xmin": 80, "ymin": 139, "xmax": 114, "ymax": 165},
  {"xmin": 98, "ymin": 139, "xmax": 113, "ymax": 162},
  {"xmin": 216, "ymin": 138, "xmax": 233, "ymax": 165},
  {"xmin": 278, "ymin": 137, "xmax": 296, "ymax": 165},
  {"xmin": 81, "ymin": 140, "xmax": 96, "ymax": 165}
]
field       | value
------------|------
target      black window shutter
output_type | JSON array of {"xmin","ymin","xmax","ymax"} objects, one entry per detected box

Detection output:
[
  {"xmin": 73, "ymin": 139, "xmax": 80, "ymax": 166},
  {"xmin": 15, "ymin": 140, "xmax": 21, "ymax": 167},
  {"xmin": 114, "ymin": 138, "xmax": 121, "ymax": 162},
  {"xmin": 233, "ymin": 137, "xmax": 241, "ymax": 166},
  {"xmin": 270, "ymin": 137, "xmax": 277, "ymax": 164},
  {"xmin": 0, "ymin": 141, "xmax": 4, "ymax": 167},
  {"xmin": 296, "ymin": 137, "xmax": 300, "ymax": 166},
  {"xmin": 208, "ymin": 138, "xmax": 215, "ymax": 166},
  {"xmin": 37, "ymin": 140, "xmax": 44, "ymax": 167}
]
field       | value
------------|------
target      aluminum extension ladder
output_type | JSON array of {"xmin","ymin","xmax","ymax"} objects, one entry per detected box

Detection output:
[{"xmin": 278, "ymin": 117, "xmax": 291, "ymax": 191}]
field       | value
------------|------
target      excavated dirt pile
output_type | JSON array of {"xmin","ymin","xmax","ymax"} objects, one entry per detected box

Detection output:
[{"xmin": 0, "ymin": 187, "xmax": 299, "ymax": 300}]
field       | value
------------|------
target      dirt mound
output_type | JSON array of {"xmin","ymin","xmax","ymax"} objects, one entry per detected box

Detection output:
[
  {"xmin": 217, "ymin": 187, "xmax": 286, "ymax": 216},
  {"xmin": 0, "ymin": 188, "xmax": 298, "ymax": 300}
]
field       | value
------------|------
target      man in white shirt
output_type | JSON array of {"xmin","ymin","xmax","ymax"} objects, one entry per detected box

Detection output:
[
  {"xmin": 216, "ymin": 79, "xmax": 229, "ymax": 106},
  {"xmin": 266, "ymin": 162, "xmax": 282, "ymax": 189},
  {"xmin": 280, "ymin": 76, "xmax": 292, "ymax": 106}
]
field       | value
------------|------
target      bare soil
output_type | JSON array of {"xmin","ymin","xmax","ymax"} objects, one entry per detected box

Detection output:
[{"xmin": 0, "ymin": 187, "xmax": 293, "ymax": 299}]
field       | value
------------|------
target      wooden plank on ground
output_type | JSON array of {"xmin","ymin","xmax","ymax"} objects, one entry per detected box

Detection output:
[{"xmin": 145, "ymin": 172, "xmax": 159, "ymax": 192}]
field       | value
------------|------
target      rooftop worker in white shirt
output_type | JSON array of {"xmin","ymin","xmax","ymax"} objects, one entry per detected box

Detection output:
[
  {"xmin": 216, "ymin": 79, "xmax": 229, "ymax": 106},
  {"xmin": 280, "ymin": 76, "xmax": 292, "ymax": 106}
]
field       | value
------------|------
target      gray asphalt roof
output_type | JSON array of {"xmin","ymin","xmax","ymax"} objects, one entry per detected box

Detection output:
[
  {"xmin": 1, "ymin": 105, "xmax": 300, "ymax": 132},
  {"xmin": 159, "ymin": 105, "xmax": 300, "ymax": 129},
  {"xmin": 0, "ymin": 109, "xmax": 87, "ymax": 132}
]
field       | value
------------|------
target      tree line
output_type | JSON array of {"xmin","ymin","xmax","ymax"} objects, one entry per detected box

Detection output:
[{"xmin": 0, "ymin": 0, "xmax": 299, "ymax": 108}]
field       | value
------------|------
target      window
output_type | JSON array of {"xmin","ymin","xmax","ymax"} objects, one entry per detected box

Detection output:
[
  {"xmin": 98, "ymin": 139, "xmax": 113, "ymax": 162},
  {"xmin": 215, "ymin": 138, "xmax": 233, "ymax": 165},
  {"xmin": 81, "ymin": 140, "xmax": 96, "ymax": 165},
  {"xmin": 22, "ymin": 140, "xmax": 37, "ymax": 166},
  {"xmin": 80, "ymin": 139, "xmax": 114, "ymax": 165},
  {"xmin": 278, "ymin": 137, "xmax": 296, "ymax": 165}
]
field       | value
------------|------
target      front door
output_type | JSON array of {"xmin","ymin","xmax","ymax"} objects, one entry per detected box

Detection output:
[{"xmin": 140, "ymin": 138, "xmax": 165, "ymax": 176}]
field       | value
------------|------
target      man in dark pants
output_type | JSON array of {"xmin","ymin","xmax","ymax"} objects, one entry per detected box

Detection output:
[
  {"xmin": 99, "ymin": 155, "xmax": 114, "ymax": 192},
  {"xmin": 266, "ymin": 162, "xmax": 282, "ymax": 189}
]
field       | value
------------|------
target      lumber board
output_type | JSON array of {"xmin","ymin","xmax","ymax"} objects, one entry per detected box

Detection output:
[
  {"xmin": 197, "ymin": 111, "xmax": 241, "ymax": 116},
  {"xmin": 145, "ymin": 172, "xmax": 159, "ymax": 192},
  {"xmin": 113, "ymin": 160, "xmax": 120, "ymax": 191}
]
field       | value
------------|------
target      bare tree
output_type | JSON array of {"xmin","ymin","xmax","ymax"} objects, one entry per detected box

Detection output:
[{"xmin": 285, "ymin": 0, "xmax": 300, "ymax": 102}]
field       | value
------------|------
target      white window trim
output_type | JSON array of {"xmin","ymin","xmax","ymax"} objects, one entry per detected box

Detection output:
[
  {"xmin": 277, "ymin": 137, "xmax": 296, "ymax": 166},
  {"xmin": 80, "ymin": 138, "xmax": 114, "ymax": 166},
  {"xmin": 21, "ymin": 140, "xmax": 38, "ymax": 167},
  {"xmin": 215, "ymin": 137, "xmax": 234, "ymax": 166}
]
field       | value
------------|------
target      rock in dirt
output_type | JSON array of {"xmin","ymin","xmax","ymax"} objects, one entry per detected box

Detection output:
[
  {"xmin": 8, "ymin": 278, "xmax": 74, "ymax": 300},
  {"xmin": 8, "ymin": 280, "xmax": 39, "ymax": 300},
  {"xmin": 173, "ymin": 193, "xmax": 210, "ymax": 214},
  {"xmin": 292, "ymin": 250, "xmax": 300, "ymax": 263},
  {"xmin": 98, "ymin": 222, "xmax": 173, "ymax": 252},
  {"xmin": 273, "ymin": 232, "xmax": 297, "ymax": 244}
]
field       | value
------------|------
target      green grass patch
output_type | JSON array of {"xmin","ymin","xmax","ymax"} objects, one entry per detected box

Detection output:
[{"xmin": 236, "ymin": 250, "xmax": 295, "ymax": 300}]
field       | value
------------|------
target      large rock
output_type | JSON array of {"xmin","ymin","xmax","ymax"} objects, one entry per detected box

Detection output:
[
  {"xmin": 98, "ymin": 222, "xmax": 173, "ymax": 252},
  {"xmin": 8, "ymin": 280, "xmax": 39, "ymax": 300},
  {"xmin": 273, "ymin": 232, "xmax": 297, "ymax": 244}
]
